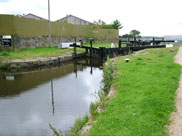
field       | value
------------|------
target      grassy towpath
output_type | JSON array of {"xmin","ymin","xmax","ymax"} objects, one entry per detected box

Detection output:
[{"xmin": 87, "ymin": 47, "xmax": 181, "ymax": 136}]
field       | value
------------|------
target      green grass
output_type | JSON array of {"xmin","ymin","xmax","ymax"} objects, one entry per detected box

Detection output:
[
  {"xmin": 87, "ymin": 47, "xmax": 181, "ymax": 136},
  {"xmin": 0, "ymin": 46, "xmax": 84, "ymax": 62}
]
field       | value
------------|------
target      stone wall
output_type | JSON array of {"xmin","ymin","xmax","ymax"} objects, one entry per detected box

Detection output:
[
  {"xmin": 12, "ymin": 36, "xmax": 119, "ymax": 50},
  {"xmin": 0, "ymin": 36, "xmax": 2, "ymax": 47}
]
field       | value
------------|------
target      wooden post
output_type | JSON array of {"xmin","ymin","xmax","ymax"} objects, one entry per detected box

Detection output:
[
  {"xmin": 85, "ymin": 48, "xmax": 88, "ymax": 54},
  {"xmin": 119, "ymin": 40, "xmax": 121, "ymax": 48},
  {"xmin": 99, "ymin": 47, "xmax": 106, "ymax": 58},
  {"xmin": 90, "ymin": 39, "xmax": 93, "ymax": 56},
  {"xmin": 74, "ymin": 37, "xmax": 77, "ymax": 57},
  {"xmin": 134, "ymin": 37, "xmax": 136, "ymax": 46},
  {"xmin": 153, "ymin": 37, "xmax": 155, "ymax": 45}
]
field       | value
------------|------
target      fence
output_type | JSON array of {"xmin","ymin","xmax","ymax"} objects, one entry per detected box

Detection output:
[{"xmin": 0, "ymin": 14, "xmax": 118, "ymax": 39}]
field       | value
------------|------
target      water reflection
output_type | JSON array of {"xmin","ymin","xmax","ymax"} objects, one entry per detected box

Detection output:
[
  {"xmin": 51, "ymin": 80, "xmax": 55, "ymax": 115},
  {"xmin": 0, "ymin": 58, "xmax": 104, "ymax": 136}
]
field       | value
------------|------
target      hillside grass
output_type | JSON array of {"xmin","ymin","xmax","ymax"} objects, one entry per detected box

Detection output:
[{"xmin": 87, "ymin": 47, "xmax": 181, "ymax": 136}]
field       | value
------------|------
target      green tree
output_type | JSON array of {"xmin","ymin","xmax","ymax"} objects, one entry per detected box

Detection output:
[
  {"xmin": 130, "ymin": 30, "xmax": 141, "ymax": 38},
  {"xmin": 122, "ymin": 34, "xmax": 132, "ymax": 38},
  {"xmin": 93, "ymin": 19, "xmax": 106, "ymax": 25},
  {"xmin": 112, "ymin": 19, "xmax": 123, "ymax": 30}
]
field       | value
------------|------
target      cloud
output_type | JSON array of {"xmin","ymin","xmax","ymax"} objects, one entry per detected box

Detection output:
[{"xmin": 0, "ymin": 0, "xmax": 10, "ymax": 2}]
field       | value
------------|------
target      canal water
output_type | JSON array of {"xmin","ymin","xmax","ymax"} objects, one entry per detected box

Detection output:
[{"xmin": 0, "ymin": 58, "xmax": 103, "ymax": 136}]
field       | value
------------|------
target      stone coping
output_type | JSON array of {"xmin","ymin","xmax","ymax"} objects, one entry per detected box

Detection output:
[{"xmin": 0, "ymin": 53, "xmax": 85, "ymax": 70}]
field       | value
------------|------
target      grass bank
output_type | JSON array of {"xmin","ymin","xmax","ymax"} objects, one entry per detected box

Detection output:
[
  {"xmin": 0, "ymin": 46, "xmax": 85, "ymax": 62},
  {"xmin": 87, "ymin": 47, "xmax": 181, "ymax": 136}
]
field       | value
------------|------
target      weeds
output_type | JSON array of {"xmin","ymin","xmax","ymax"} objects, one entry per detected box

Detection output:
[
  {"xmin": 70, "ymin": 114, "xmax": 89, "ymax": 136},
  {"xmin": 102, "ymin": 59, "xmax": 114, "ymax": 94},
  {"xmin": 89, "ymin": 59, "xmax": 114, "ymax": 119},
  {"xmin": 49, "ymin": 124, "xmax": 64, "ymax": 136}
]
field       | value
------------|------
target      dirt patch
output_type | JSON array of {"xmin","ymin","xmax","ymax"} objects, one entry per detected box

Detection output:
[
  {"xmin": 174, "ymin": 46, "xmax": 182, "ymax": 65},
  {"xmin": 168, "ymin": 46, "xmax": 182, "ymax": 136}
]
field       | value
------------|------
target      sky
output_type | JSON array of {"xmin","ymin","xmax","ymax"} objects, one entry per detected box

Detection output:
[{"xmin": 0, "ymin": 0, "xmax": 182, "ymax": 36}]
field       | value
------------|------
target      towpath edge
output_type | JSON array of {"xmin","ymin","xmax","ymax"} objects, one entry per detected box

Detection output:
[{"xmin": 168, "ymin": 46, "xmax": 182, "ymax": 136}]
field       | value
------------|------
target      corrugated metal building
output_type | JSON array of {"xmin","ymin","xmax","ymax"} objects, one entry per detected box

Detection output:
[{"xmin": 56, "ymin": 15, "xmax": 92, "ymax": 25}]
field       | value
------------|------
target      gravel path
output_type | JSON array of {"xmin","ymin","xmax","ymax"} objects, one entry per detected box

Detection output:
[{"xmin": 169, "ymin": 46, "xmax": 182, "ymax": 136}]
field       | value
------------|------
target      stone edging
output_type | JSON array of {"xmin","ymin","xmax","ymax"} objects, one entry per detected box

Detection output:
[{"xmin": 0, "ymin": 53, "xmax": 85, "ymax": 70}]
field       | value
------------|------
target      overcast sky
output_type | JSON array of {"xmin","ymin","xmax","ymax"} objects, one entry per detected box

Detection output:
[{"xmin": 0, "ymin": 0, "xmax": 182, "ymax": 36}]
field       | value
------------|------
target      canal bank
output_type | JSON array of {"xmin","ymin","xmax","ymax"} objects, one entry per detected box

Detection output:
[
  {"xmin": 0, "ymin": 52, "xmax": 86, "ymax": 71},
  {"xmin": 76, "ymin": 46, "xmax": 181, "ymax": 136}
]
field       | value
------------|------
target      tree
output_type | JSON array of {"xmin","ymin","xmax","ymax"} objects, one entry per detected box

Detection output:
[
  {"xmin": 93, "ymin": 19, "xmax": 106, "ymax": 25},
  {"xmin": 122, "ymin": 34, "xmax": 132, "ymax": 38},
  {"xmin": 129, "ymin": 30, "xmax": 141, "ymax": 38},
  {"xmin": 112, "ymin": 19, "xmax": 123, "ymax": 30}
]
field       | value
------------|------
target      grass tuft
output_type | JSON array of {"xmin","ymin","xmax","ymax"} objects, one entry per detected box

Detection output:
[{"xmin": 70, "ymin": 114, "xmax": 89, "ymax": 136}]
